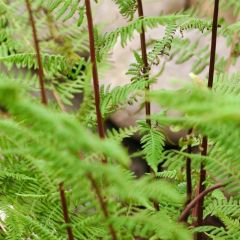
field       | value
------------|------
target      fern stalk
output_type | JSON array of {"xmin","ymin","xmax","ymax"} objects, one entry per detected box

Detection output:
[
  {"xmin": 87, "ymin": 173, "xmax": 118, "ymax": 240},
  {"xmin": 179, "ymin": 184, "xmax": 223, "ymax": 222},
  {"xmin": 194, "ymin": 0, "xmax": 220, "ymax": 238},
  {"xmin": 59, "ymin": 183, "xmax": 75, "ymax": 240},
  {"xmin": 186, "ymin": 128, "xmax": 193, "ymax": 206},
  {"xmin": 25, "ymin": 0, "xmax": 48, "ymax": 105},
  {"xmin": 85, "ymin": 0, "xmax": 105, "ymax": 139},
  {"xmin": 137, "ymin": 0, "xmax": 151, "ymax": 126},
  {"xmin": 85, "ymin": 1, "xmax": 117, "ymax": 238},
  {"xmin": 25, "ymin": 2, "xmax": 74, "ymax": 238},
  {"xmin": 137, "ymin": 1, "xmax": 161, "ymax": 212}
]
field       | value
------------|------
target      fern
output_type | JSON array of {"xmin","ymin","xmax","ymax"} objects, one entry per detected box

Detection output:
[
  {"xmin": 0, "ymin": 0, "xmax": 240, "ymax": 239},
  {"xmin": 106, "ymin": 126, "xmax": 139, "ymax": 142},
  {"xmin": 97, "ymin": 15, "xmax": 188, "ymax": 61},
  {"xmin": 0, "ymin": 53, "xmax": 69, "ymax": 73},
  {"xmin": 139, "ymin": 121, "xmax": 165, "ymax": 173},
  {"xmin": 47, "ymin": 0, "xmax": 80, "ymax": 21},
  {"xmin": 101, "ymin": 78, "xmax": 147, "ymax": 117},
  {"xmin": 112, "ymin": 0, "xmax": 137, "ymax": 21}
]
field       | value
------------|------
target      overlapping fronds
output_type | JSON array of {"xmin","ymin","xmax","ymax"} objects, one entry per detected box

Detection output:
[
  {"xmin": 97, "ymin": 15, "xmax": 211, "ymax": 61},
  {"xmin": 0, "ymin": 78, "xmax": 188, "ymax": 239},
  {"xmin": 149, "ymin": 81, "xmax": 240, "ymax": 194},
  {"xmin": 1, "ymin": 0, "xmax": 240, "ymax": 239}
]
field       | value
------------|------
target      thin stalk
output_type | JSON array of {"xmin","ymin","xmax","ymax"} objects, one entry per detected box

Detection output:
[
  {"xmin": 25, "ymin": 2, "xmax": 73, "ymax": 239},
  {"xmin": 84, "ymin": 1, "xmax": 117, "ymax": 239},
  {"xmin": 193, "ymin": 0, "xmax": 219, "ymax": 238},
  {"xmin": 207, "ymin": 0, "xmax": 219, "ymax": 90},
  {"xmin": 87, "ymin": 173, "xmax": 117, "ymax": 240},
  {"xmin": 25, "ymin": 0, "xmax": 48, "ymax": 105},
  {"xmin": 194, "ymin": 137, "xmax": 207, "ymax": 226},
  {"xmin": 179, "ymin": 184, "xmax": 223, "ymax": 222},
  {"xmin": 85, "ymin": 0, "xmax": 105, "ymax": 139},
  {"xmin": 59, "ymin": 183, "xmax": 75, "ymax": 240},
  {"xmin": 137, "ymin": 0, "xmax": 160, "ymax": 212},
  {"xmin": 137, "ymin": 0, "xmax": 151, "ymax": 126},
  {"xmin": 186, "ymin": 128, "xmax": 193, "ymax": 206}
]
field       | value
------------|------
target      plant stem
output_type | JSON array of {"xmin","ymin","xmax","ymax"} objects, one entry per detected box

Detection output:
[
  {"xmin": 84, "ymin": 1, "xmax": 117, "ymax": 238},
  {"xmin": 186, "ymin": 128, "xmax": 193, "ymax": 206},
  {"xmin": 25, "ymin": 0, "xmax": 48, "ymax": 105},
  {"xmin": 179, "ymin": 184, "xmax": 223, "ymax": 222},
  {"xmin": 87, "ymin": 173, "xmax": 117, "ymax": 240},
  {"xmin": 137, "ymin": 0, "xmax": 151, "ymax": 127},
  {"xmin": 59, "ymin": 183, "xmax": 75, "ymax": 240},
  {"xmin": 207, "ymin": 0, "xmax": 219, "ymax": 90},
  {"xmin": 193, "ymin": 0, "xmax": 219, "ymax": 238},
  {"xmin": 85, "ymin": 0, "xmax": 105, "ymax": 139},
  {"xmin": 26, "ymin": 2, "xmax": 74, "ymax": 239},
  {"xmin": 137, "ymin": 0, "xmax": 160, "ymax": 212},
  {"xmin": 194, "ymin": 137, "xmax": 207, "ymax": 227}
]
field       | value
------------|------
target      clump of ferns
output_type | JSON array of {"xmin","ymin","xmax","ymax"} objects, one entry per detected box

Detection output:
[{"xmin": 0, "ymin": 0, "xmax": 240, "ymax": 240}]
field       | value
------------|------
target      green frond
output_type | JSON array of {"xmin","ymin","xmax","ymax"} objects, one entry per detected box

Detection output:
[
  {"xmin": 0, "ymin": 53, "xmax": 69, "ymax": 73},
  {"xmin": 97, "ymin": 15, "xmax": 187, "ymax": 61},
  {"xmin": 106, "ymin": 126, "xmax": 139, "ymax": 142},
  {"xmin": 101, "ymin": 78, "xmax": 146, "ymax": 117},
  {"xmin": 156, "ymin": 170, "xmax": 177, "ymax": 180},
  {"xmin": 205, "ymin": 198, "xmax": 240, "ymax": 219},
  {"xmin": 47, "ymin": 0, "xmax": 80, "ymax": 21},
  {"xmin": 148, "ymin": 23, "xmax": 177, "ymax": 65},
  {"xmin": 113, "ymin": 210, "xmax": 192, "ymax": 240},
  {"xmin": 112, "ymin": 0, "xmax": 137, "ymax": 20},
  {"xmin": 179, "ymin": 17, "xmax": 212, "ymax": 32},
  {"xmin": 139, "ymin": 121, "xmax": 165, "ymax": 173},
  {"xmin": 150, "ymin": 83, "xmax": 240, "ymax": 194}
]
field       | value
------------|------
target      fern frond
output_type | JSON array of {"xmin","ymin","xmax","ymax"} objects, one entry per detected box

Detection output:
[
  {"xmin": 0, "ymin": 53, "xmax": 69, "ymax": 73},
  {"xmin": 150, "ymin": 83, "xmax": 240, "ymax": 194},
  {"xmin": 47, "ymin": 0, "xmax": 80, "ymax": 21},
  {"xmin": 139, "ymin": 121, "xmax": 165, "ymax": 173},
  {"xmin": 156, "ymin": 170, "xmax": 177, "ymax": 180},
  {"xmin": 106, "ymin": 126, "xmax": 139, "ymax": 142},
  {"xmin": 148, "ymin": 22, "xmax": 177, "ymax": 65},
  {"xmin": 97, "ymin": 15, "xmax": 187, "ymax": 61},
  {"xmin": 101, "ymin": 78, "xmax": 146, "ymax": 117},
  {"xmin": 112, "ymin": 0, "xmax": 137, "ymax": 20},
  {"xmin": 113, "ymin": 210, "xmax": 192, "ymax": 240}
]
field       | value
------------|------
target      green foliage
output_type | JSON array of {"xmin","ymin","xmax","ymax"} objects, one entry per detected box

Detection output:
[
  {"xmin": 47, "ymin": 0, "xmax": 80, "ymax": 21},
  {"xmin": 97, "ymin": 14, "xmax": 189, "ymax": 61},
  {"xmin": 112, "ymin": 0, "xmax": 137, "ymax": 20},
  {"xmin": 0, "ymin": 0, "xmax": 239, "ymax": 239},
  {"xmin": 101, "ymin": 78, "xmax": 147, "ymax": 117},
  {"xmin": 139, "ymin": 121, "xmax": 165, "ymax": 173}
]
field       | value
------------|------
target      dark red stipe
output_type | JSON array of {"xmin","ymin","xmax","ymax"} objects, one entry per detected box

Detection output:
[
  {"xmin": 59, "ymin": 183, "xmax": 75, "ymax": 240},
  {"xmin": 137, "ymin": 0, "xmax": 151, "ymax": 126},
  {"xmin": 179, "ymin": 184, "xmax": 224, "ymax": 222},
  {"xmin": 25, "ymin": 0, "xmax": 48, "ymax": 105},
  {"xmin": 85, "ymin": 0, "xmax": 105, "ymax": 139},
  {"xmin": 194, "ymin": 1, "xmax": 219, "ymax": 239}
]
